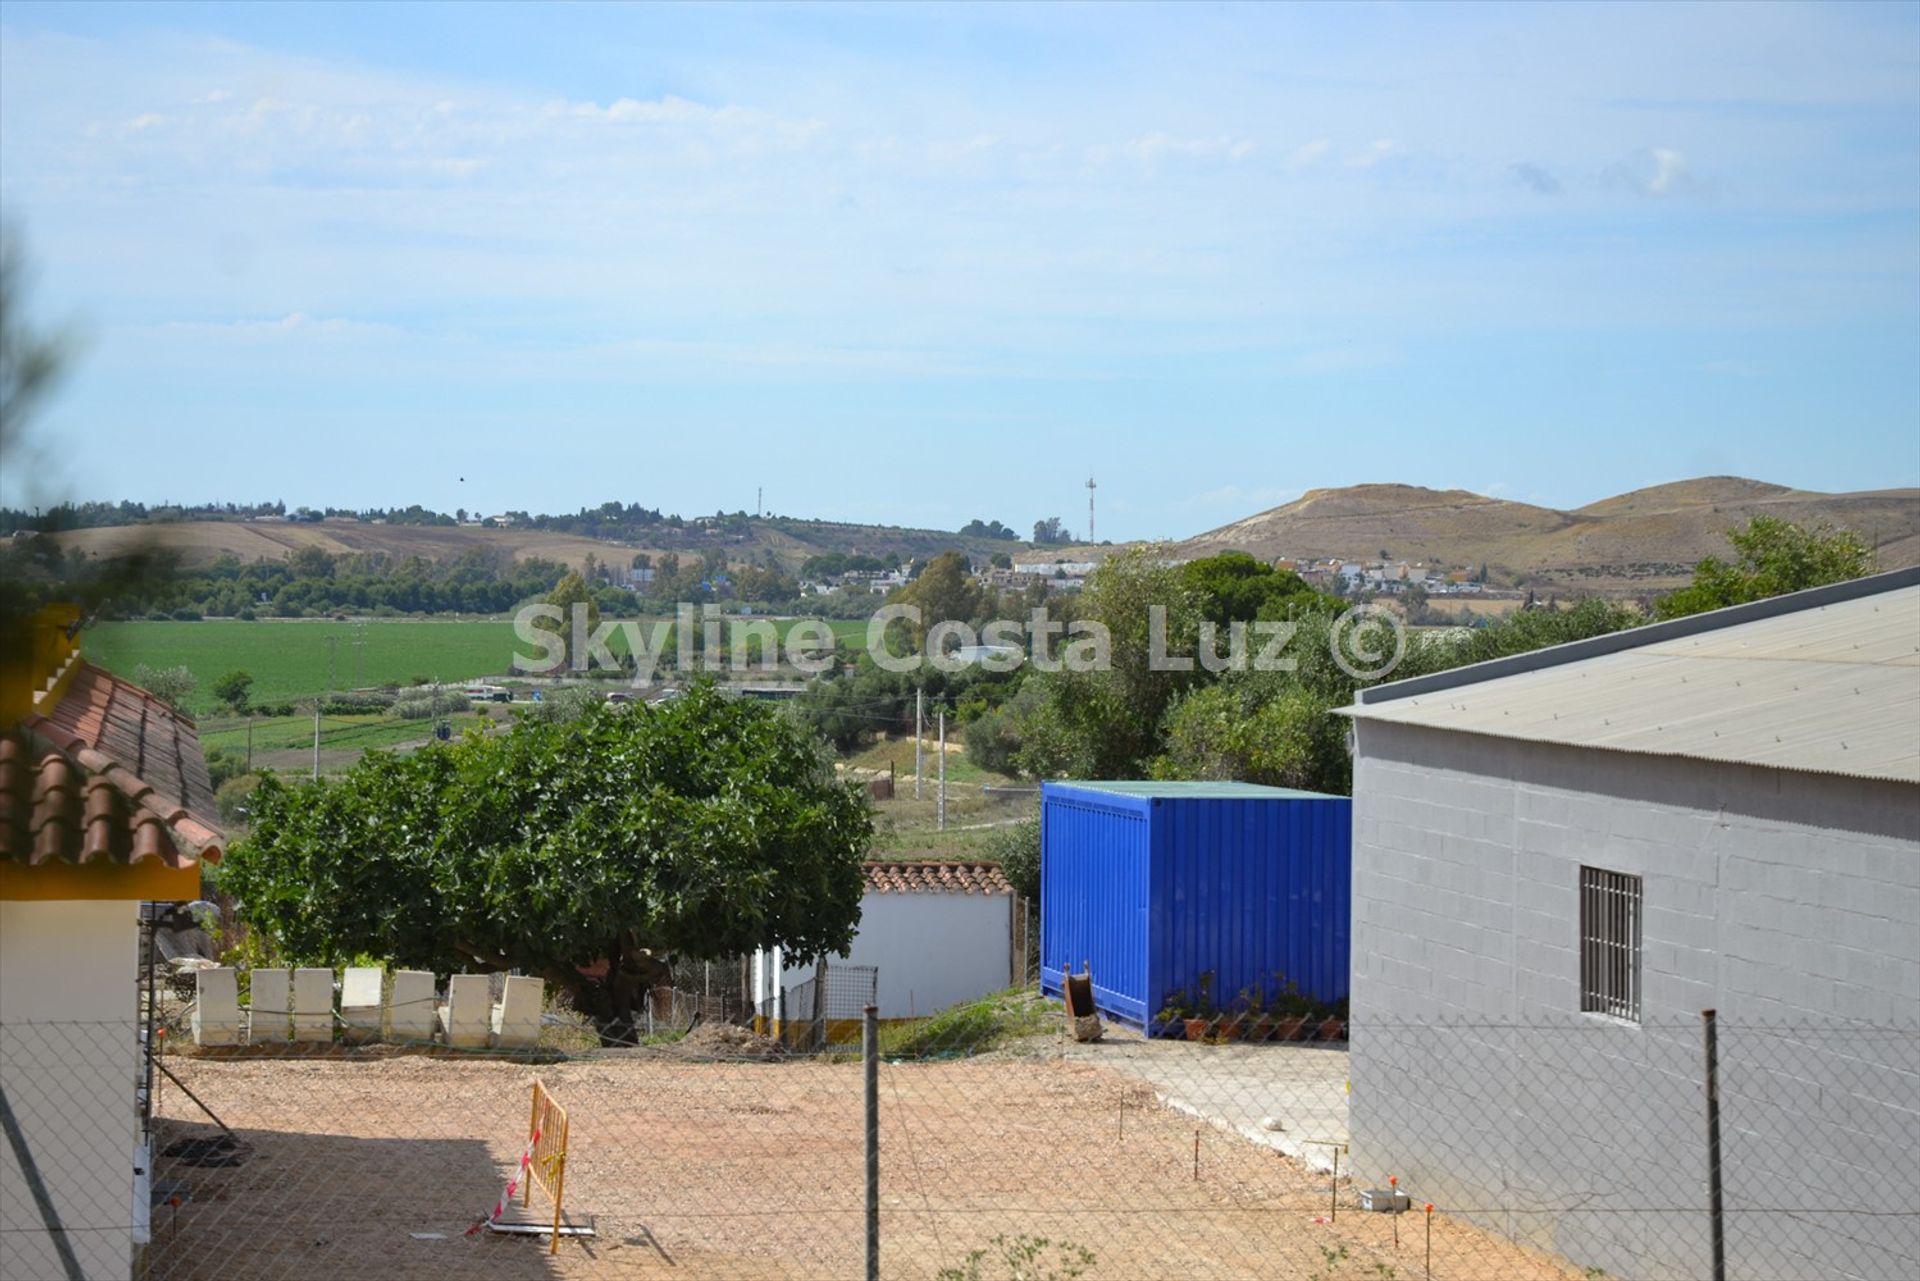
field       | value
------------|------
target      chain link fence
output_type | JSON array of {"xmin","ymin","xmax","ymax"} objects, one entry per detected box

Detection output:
[{"xmin": 3, "ymin": 1000, "xmax": 1915, "ymax": 1281}]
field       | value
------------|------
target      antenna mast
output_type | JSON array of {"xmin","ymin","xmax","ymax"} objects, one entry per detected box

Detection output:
[{"xmin": 1086, "ymin": 476, "xmax": 1097, "ymax": 544}]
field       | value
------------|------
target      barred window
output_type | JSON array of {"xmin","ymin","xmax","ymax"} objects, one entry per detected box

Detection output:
[{"xmin": 1579, "ymin": 866, "xmax": 1642, "ymax": 1022}]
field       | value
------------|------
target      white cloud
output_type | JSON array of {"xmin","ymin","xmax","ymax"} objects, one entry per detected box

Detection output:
[
  {"xmin": 145, "ymin": 312, "xmax": 401, "ymax": 342},
  {"xmin": 926, "ymin": 133, "xmax": 1001, "ymax": 171},
  {"xmin": 1285, "ymin": 139, "xmax": 1331, "ymax": 170},
  {"xmin": 1091, "ymin": 131, "xmax": 1257, "ymax": 169},
  {"xmin": 559, "ymin": 94, "xmax": 826, "ymax": 149},
  {"xmin": 1346, "ymin": 139, "xmax": 1399, "ymax": 168},
  {"xmin": 567, "ymin": 94, "xmax": 713, "ymax": 125},
  {"xmin": 1606, "ymin": 146, "xmax": 1697, "ymax": 196}
]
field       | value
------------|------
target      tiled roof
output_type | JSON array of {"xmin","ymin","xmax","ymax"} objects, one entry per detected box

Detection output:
[
  {"xmin": 863, "ymin": 860, "xmax": 1014, "ymax": 896},
  {"xmin": 1, "ymin": 662, "xmax": 223, "ymax": 868}
]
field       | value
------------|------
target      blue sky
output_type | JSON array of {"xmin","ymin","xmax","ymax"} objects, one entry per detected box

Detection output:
[{"xmin": 2, "ymin": 1, "xmax": 1917, "ymax": 541}]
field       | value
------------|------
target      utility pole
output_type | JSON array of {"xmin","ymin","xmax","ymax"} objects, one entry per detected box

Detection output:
[
  {"xmin": 311, "ymin": 703, "xmax": 321, "ymax": 780},
  {"xmin": 325, "ymin": 634, "xmax": 338, "ymax": 694},
  {"xmin": 1087, "ymin": 476, "xmax": 1097, "ymax": 544},
  {"xmin": 937, "ymin": 709, "xmax": 946, "ymax": 832},
  {"xmin": 914, "ymin": 688, "xmax": 924, "ymax": 799},
  {"xmin": 245, "ymin": 715, "xmax": 253, "ymax": 773}
]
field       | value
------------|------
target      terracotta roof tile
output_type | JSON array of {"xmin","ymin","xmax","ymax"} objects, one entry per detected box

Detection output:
[
  {"xmin": 863, "ymin": 860, "xmax": 1014, "ymax": 896},
  {"xmin": 2, "ymin": 662, "xmax": 224, "ymax": 870}
]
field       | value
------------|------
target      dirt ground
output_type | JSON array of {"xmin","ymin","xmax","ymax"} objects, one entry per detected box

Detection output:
[{"xmin": 142, "ymin": 1050, "xmax": 1583, "ymax": 1281}]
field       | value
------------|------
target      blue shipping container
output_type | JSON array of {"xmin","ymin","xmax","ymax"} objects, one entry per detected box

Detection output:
[{"xmin": 1039, "ymin": 780, "xmax": 1351, "ymax": 1030}]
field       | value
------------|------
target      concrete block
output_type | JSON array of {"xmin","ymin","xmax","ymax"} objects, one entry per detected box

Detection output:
[
  {"xmin": 490, "ymin": 975, "xmax": 544, "ymax": 1049},
  {"xmin": 438, "ymin": 973, "xmax": 491, "ymax": 1048},
  {"xmin": 191, "ymin": 967, "xmax": 240, "ymax": 1047},
  {"xmin": 388, "ymin": 970, "xmax": 436, "ymax": 1043},
  {"xmin": 340, "ymin": 966, "xmax": 383, "ymax": 1043},
  {"xmin": 247, "ymin": 968, "xmax": 291, "ymax": 1044},
  {"xmin": 291, "ymin": 967, "xmax": 334, "ymax": 1043}
]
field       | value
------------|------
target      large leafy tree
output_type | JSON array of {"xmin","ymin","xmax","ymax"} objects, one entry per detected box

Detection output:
[
  {"xmin": 1014, "ymin": 546, "xmax": 1202, "ymax": 778},
  {"xmin": 890, "ymin": 550, "xmax": 985, "ymax": 647},
  {"xmin": 536, "ymin": 568, "xmax": 599, "ymax": 642},
  {"xmin": 1178, "ymin": 551, "xmax": 1333, "ymax": 626},
  {"xmin": 212, "ymin": 669, "xmax": 253, "ymax": 711},
  {"xmin": 1656, "ymin": 517, "xmax": 1874, "ymax": 619},
  {"xmin": 221, "ymin": 684, "xmax": 872, "ymax": 1041}
]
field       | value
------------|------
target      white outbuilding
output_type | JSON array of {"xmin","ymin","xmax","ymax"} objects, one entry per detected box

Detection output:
[{"xmin": 753, "ymin": 861, "xmax": 1016, "ymax": 1038}]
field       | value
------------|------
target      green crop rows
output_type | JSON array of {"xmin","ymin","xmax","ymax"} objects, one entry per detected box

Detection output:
[{"xmin": 83, "ymin": 616, "xmax": 872, "ymax": 714}]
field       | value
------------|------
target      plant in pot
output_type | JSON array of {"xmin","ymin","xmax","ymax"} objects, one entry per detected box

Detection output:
[
  {"xmin": 1316, "ymin": 997, "xmax": 1348, "ymax": 1042},
  {"xmin": 1190, "ymin": 972, "xmax": 1219, "ymax": 1042},
  {"xmin": 1238, "ymin": 983, "xmax": 1274, "ymax": 1042},
  {"xmin": 1271, "ymin": 975, "xmax": 1313, "ymax": 1042},
  {"xmin": 1155, "ymin": 990, "xmax": 1194, "ymax": 1040}
]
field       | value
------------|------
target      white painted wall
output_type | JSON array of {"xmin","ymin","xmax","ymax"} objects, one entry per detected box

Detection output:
[
  {"xmin": 757, "ymin": 890, "xmax": 1013, "ymax": 1020},
  {"xmin": 0, "ymin": 899, "xmax": 139, "ymax": 1281}
]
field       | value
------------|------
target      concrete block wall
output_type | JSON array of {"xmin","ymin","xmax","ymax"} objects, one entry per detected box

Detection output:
[{"xmin": 1348, "ymin": 720, "xmax": 1920, "ymax": 1280}]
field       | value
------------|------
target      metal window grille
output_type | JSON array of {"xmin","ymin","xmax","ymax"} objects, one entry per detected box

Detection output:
[{"xmin": 1579, "ymin": 866, "xmax": 1642, "ymax": 1022}]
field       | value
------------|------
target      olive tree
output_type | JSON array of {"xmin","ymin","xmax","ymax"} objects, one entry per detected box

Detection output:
[{"xmin": 221, "ymin": 682, "xmax": 872, "ymax": 1042}]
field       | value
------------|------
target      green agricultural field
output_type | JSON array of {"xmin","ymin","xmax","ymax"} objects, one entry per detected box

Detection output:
[
  {"xmin": 195, "ymin": 711, "xmax": 491, "ymax": 760},
  {"xmin": 83, "ymin": 615, "xmax": 871, "ymax": 715},
  {"xmin": 83, "ymin": 620, "xmax": 522, "ymax": 714}
]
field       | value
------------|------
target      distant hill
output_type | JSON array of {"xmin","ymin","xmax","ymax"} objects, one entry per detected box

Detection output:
[
  {"xmin": 46, "ymin": 514, "xmax": 1029, "ymax": 574},
  {"xmin": 1177, "ymin": 478, "xmax": 1920, "ymax": 593}
]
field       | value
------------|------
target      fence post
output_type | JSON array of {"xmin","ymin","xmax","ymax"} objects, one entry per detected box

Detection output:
[
  {"xmin": 1021, "ymin": 897, "xmax": 1031, "ymax": 989},
  {"xmin": 1703, "ymin": 1008, "xmax": 1726, "ymax": 1281},
  {"xmin": 863, "ymin": 1004, "xmax": 880, "ymax": 1281}
]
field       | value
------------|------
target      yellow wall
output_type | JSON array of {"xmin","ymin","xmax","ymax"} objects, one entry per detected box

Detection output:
[{"xmin": 0, "ymin": 859, "xmax": 200, "ymax": 902}]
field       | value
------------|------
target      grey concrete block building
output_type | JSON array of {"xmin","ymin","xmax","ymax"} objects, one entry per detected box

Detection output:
[{"xmin": 1342, "ymin": 568, "xmax": 1920, "ymax": 1281}]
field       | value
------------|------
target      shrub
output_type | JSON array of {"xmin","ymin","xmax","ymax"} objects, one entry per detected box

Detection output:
[
  {"xmin": 132, "ymin": 663, "xmax": 195, "ymax": 710},
  {"xmin": 214, "ymin": 773, "xmax": 262, "ymax": 825},
  {"xmin": 983, "ymin": 815, "xmax": 1039, "ymax": 901},
  {"xmin": 391, "ymin": 691, "xmax": 471, "ymax": 719}
]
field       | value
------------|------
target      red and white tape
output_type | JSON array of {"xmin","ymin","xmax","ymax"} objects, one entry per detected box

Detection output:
[{"xmin": 467, "ymin": 1126, "xmax": 541, "ymax": 1235}]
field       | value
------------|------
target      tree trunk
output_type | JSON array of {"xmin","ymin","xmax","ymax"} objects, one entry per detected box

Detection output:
[
  {"xmin": 545, "ymin": 946, "xmax": 673, "ymax": 1047},
  {"xmin": 456, "ymin": 934, "xmax": 673, "ymax": 1047}
]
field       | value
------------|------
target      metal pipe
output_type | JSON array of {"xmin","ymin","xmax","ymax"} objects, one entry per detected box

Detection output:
[
  {"xmin": 1703, "ymin": 1008, "xmax": 1726, "ymax": 1281},
  {"xmin": 863, "ymin": 1004, "xmax": 880, "ymax": 1281},
  {"xmin": 153, "ymin": 1057, "xmax": 237, "ymax": 1138}
]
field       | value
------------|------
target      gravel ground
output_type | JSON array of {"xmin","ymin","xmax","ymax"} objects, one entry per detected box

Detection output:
[{"xmin": 141, "ymin": 1050, "xmax": 1583, "ymax": 1281}]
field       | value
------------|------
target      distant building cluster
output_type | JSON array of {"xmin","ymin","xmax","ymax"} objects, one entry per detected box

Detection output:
[
  {"xmin": 1276, "ymin": 557, "xmax": 1488, "ymax": 596},
  {"xmin": 801, "ymin": 553, "xmax": 1499, "ymax": 600}
]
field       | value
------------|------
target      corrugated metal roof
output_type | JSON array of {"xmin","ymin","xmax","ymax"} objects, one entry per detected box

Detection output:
[
  {"xmin": 1344, "ymin": 583, "xmax": 1920, "ymax": 783},
  {"xmin": 1051, "ymin": 780, "xmax": 1340, "ymax": 800}
]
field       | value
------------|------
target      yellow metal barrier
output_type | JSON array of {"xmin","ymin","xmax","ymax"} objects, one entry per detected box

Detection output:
[{"xmin": 525, "ymin": 1079, "xmax": 570, "ymax": 1253}]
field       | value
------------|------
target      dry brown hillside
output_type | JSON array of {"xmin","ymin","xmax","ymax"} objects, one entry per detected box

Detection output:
[
  {"xmin": 1177, "ymin": 477, "xmax": 1920, "ymax": 593},
  {"xmin": 48, "ymin": 515, "xmax": 1028, "ymax": 574},
  {"xmin": 49, "ymin": 520, "xmax": 637, "ymax": 572}
]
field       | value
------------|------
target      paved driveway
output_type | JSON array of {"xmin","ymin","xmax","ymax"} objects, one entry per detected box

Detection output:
[{"xmin": 1058, "ymin": 1024, "xmax": 1350, "ymax": 1172}]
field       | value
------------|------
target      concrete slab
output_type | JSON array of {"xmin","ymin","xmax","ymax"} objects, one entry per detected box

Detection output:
[{"xmin": 1060, "ymin": 1025, "xmax": 1350, "ymax": 1172}]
